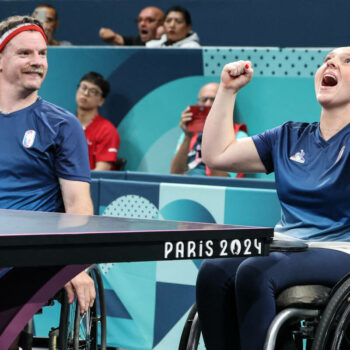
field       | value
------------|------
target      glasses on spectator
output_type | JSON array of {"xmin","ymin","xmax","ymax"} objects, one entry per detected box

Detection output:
[
  {"xmin": 198, "ymin": 97, "xmax": 216, "ymax": 103},
  {"xmin": 78, "ymin": 83, "xmax": 102, "ymax": 97},
  {"xmin": 134, "ymin": 17, "xmax": 157, "ymax": 24}
]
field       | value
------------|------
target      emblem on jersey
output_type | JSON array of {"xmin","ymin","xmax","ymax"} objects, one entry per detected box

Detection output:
[
  {"xmin": 289, "ymin": 149, "xmax": 305, "ymax": 164},
  {"xmin": 22, "ymin": 130, "xmax": 36, "ymax": 148}
]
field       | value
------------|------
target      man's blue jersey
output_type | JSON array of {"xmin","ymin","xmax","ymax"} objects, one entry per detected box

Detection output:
[
  {"xmin": 0, "ymin": 98, "xmax": 90, "ymax": 212},
  {"xmin": 253, "ymin": 121, "xmax": 350, "ymax": 242}
]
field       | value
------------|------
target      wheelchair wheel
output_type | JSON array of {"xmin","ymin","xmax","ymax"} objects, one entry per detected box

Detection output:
[
  {"xmin": 178, "ymin": 303, "xmax": 201, "ymax": 350},
  {"xmin": 51, "ymin": 265, "xmax": 107, "ymax": 350},
  {"xmin": 311, "ymin": 275, "xmax": 350, "ymax": 350}
]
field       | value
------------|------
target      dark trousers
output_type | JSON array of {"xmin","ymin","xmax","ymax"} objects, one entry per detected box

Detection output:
[{"xmin": 196, "ymin": 248, "xmax": 350, "ymax": 350}]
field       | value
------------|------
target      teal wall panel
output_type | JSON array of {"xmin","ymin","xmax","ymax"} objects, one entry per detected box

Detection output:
[
  {"xmin": 37, "ymin": 47, "xmax": 326, "ymax": 177},
  {"xmin": 224, "ymin": 188, "xmax": 281, "ymax": 227},
  {"xmin": 101, "ymin": 261, "xmax": 157, "ymax": 349},
  {"xmin": 159, "ymin": 182, "xmax": 226, "ymax": 223},
  {"xmin": 203, "ymin": 48, "xmax": 328, "ymax": 78},
  {"xmin": 42, "ymin": 47, "xmax": 137, "ymax": 113},
  {"xmin": 118, "ymin": 76, "xmax": 219, "ymax": 174},
  {"xmin": 234, "ymin": 77, "xmax": 321, "ymax": 137}
]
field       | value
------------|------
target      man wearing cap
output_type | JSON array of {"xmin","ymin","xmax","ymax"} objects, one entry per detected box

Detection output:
[{"xmin": 0, "ymin": 15, "xmax": 95, "ymax": 349}]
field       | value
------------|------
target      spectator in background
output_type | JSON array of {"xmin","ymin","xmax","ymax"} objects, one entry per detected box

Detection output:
[
  {"xmin": 32, "ymin": 3, "xmax": 71, "ymax": 46},
  {"xmin": 76, "ymin": 72, "xmax": 120, "ymax": 171},
  {"xmin": 170, "ymin": 82, "xmax": 248, "ymax": 177},
  {"xmin": 99, "ymin": 6, "xmax": 164, "ymax": 46},
  {"xmin": 146, "ymin": 5, "xmax": 200, "ymax": 48}
]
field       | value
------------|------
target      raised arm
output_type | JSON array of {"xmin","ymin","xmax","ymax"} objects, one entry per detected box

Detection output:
[
  {"xmin": 99, "ymin": 27, "xmax": 125, "ymax": 45},
  {"xmin": 202, "ymin": 61, "xmax": 267, "ymax": 173},
  {"xmin": 170, "ymin": 106, "xmax": 193, "ymax": 174}
]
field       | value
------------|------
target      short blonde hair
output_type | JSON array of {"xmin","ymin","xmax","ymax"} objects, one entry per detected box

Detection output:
[{"xmin": 0, "ymin": 15, "xmax": 45, "ymax": 39}]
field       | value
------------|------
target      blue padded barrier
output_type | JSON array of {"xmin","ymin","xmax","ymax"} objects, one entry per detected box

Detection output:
[
  {"xmin": 97, "ymin": 178, "xmax": 279, "ymax": 349},
  {"xmin": 91, "ymin": 171, "xmax": 276, "ymax": 189},
  {"xmin": 127, "ymin": 172, "xmax": 276, "ymax": 189},
  {"xmin": 91, "ymin": 171, "xmax": 127, "ymax": 181},
  {"xmin": 99, "ymin": 179, "xmax": 160, "ymax": 218},
  {"xmin": 223, "ymin": 187, "xmax": 281, "ymax": 227},
  {"xmin": 97, "ymin": 178, "xmax": 279, "ymax": 223},
  {"xmin": 35, "ymin": 176, "xmax": 280, "ymax": 349}
]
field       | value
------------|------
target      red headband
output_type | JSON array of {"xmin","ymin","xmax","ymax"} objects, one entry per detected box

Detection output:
[{"xmin": 0, "ymin": 24, "xmax": 47, "ymax": 52}]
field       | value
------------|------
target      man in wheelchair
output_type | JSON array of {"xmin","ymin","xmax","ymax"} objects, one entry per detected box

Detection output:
[
  {"xmin": 196, "ymin": 48, "xmax": 350, "ymax": 349},
  {"xmin": 0, "ymin": 15, "xmax": 96, "ymax": 349}
]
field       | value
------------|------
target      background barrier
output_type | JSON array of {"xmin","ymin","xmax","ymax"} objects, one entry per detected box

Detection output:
[{"xmin": 19, "ymin": 46, "xmax": 325, "ymax": 178}]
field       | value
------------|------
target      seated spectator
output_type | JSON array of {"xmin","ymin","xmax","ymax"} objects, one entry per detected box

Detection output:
[
  {"xmin": 146, "ymin": 5, "xmax": 200, "ymax": 48},
  {"xmin": 32, "ymin": 4, "xmax": 71, "ymax": 46},
  {"xmin": 170, "ymin": 82, "xmax": 247, "ymax": 177},
  {"xmin": 99, "ymin": 6, "xmax": 164, "ymax": 46},
  {"xmin": 76, "ymin": 72, "xmax": 120, "ymax": 171}
]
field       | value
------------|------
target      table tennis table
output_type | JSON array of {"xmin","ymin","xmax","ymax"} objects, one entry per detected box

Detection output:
[{"xmin": 0, "ymin": 209, "xmax": 273, "ymax": 349}]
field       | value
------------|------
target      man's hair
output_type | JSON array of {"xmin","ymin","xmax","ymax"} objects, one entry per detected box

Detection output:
[
  {"xmin": 165, "ymin": 5, "xmax": 192, "ymax": 26},
  {"xmin": 0, "ymin": 15, "xmax": 45, "ymax": 39},
  {"xmin": 35, "ymin": 4, "xmax": 58, "ymax": 20},
  {"xmin": 79, "ymin": 72, "xmax": 110, "ymax": 98}
]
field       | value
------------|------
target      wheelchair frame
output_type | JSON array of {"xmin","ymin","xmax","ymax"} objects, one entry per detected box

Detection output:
[
  {"xmin": 22, "ymin": 264, "xmax": 107, "ymax": 350},
  {"xmin": 179, "ymin": 267, "xmax": 350, "ymax": 349},
  {"xmin": 49, "ymin": 264, "xmax": 107, "ymax": 350}
]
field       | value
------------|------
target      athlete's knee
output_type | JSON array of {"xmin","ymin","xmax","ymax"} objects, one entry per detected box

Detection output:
[
  {"xmin": 197, "ymin": 259, "xmax": 237, "ymax": 296},
  {"xmin": 236, "ymin": 258, "xmax": 275, "ymax": 298}
]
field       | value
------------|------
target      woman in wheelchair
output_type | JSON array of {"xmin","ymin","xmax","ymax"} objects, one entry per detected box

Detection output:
[{"xmin": 196, "ymin": 47, "xmax": 350, "ymax": 350}]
